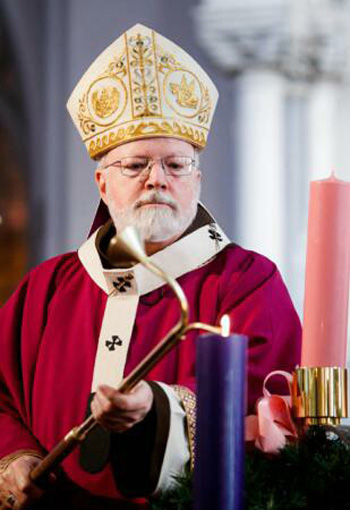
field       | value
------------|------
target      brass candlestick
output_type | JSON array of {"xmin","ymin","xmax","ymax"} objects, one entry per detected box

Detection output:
[
  {"xmin": 30, "ymin": 226, "xmax": 224, "ymax": 486},
  {"xmin": 292, "ymin": 366, "xmax": 349, "ymax": 427}
]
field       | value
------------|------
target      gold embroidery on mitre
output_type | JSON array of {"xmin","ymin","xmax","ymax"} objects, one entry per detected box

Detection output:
[
  {"xmin": 68, "ymin": 25, "xmax": 218, "ymax": 159},
  {"xmin": 78, "ymin": 93, "xmax": 96, "ymax": 135},
  {"xmin": 170, "ymin": 75, "xmax": 199, "ymax": 110},
  {"xmin": 88, "ymin": 120, "xmax": 207, "ymax": 158},
  {"xmin": 158, "ymin": 51, "xmax": 212, "ymax": 124},
  {"xmin": 78, "ymin": 56, "xmax": 128, "ymax": 135},
  {"xmin": 92, "ymin": 86, "xmax": 120, "ymax": 118},
  {"xmin": 127, "ymin": 33, "xmax": 162, "ymax": 118}
]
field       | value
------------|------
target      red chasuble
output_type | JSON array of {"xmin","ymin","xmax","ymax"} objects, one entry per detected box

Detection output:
[{"xmin": 0, "ymin": 205, "xmax": 301, "ymax": 501}]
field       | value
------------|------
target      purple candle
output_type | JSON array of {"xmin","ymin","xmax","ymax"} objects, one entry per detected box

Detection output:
[{"xmin": 194, "ymin": 322, "xmax": 247, "ymax": 510}]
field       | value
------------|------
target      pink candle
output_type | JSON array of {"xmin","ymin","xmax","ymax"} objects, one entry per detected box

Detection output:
[{"xmin": 302, "ymin": 174, "xmax": 350, "ymax": 367}]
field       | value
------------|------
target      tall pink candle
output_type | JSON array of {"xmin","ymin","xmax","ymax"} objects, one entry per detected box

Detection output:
[{"xmin": 302, "ymin": 174, "xmax": 350, "ymax": 367}]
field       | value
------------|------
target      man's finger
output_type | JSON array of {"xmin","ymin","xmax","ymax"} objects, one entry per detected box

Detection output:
[
  {"xmin": 97, "ymin": 385, "xmax": 135, "ymax": 411},
  {"xmin": 92, "ymin": 395, "xmax": 143, "ymax": 418},
  {"xmin": 97, "ymin": 382, "xmax": 150, "ymax": 411}
]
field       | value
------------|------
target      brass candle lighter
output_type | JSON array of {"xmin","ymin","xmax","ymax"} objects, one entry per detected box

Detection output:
[{"xmin": 30, "ymin": 226, "xmax": 223, "ymax": 485}]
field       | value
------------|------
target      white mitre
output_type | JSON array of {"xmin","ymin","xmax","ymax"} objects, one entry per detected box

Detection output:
[{"xmin": 67, "ymin": 24, "xmax": 219, "ymax": 159}]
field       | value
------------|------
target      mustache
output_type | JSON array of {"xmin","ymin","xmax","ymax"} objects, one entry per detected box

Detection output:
[{"xmin": 134, "ymin": 192, "xmax": 178, "ymax": 210}]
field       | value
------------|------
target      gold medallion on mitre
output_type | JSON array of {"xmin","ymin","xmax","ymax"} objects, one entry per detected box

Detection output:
[{"xmin": 67, "ymin": 24, "xmax": 219, "ymax": 159}]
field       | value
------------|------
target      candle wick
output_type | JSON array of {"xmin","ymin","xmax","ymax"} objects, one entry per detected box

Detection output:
[{"xmin": 220, "ymin": 315, "xmax": 231, "ymax": 337}]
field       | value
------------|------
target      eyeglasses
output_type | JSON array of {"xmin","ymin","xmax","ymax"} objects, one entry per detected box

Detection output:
[{"xmin": 104, "ymin": 156, "xmax": 196, "ymax": 177}]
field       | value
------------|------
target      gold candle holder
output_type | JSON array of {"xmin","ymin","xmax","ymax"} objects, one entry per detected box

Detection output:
[{"xmin": 292, "ymin": 366, "xmax": 348, "ymax": 426}]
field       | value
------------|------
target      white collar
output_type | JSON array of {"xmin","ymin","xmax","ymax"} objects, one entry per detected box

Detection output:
[{"xmin": 78, "ymin": 204, "xmax": 230, "ymax": 296}]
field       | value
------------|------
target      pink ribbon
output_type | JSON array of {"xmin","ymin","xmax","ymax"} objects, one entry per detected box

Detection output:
[{"xmin": 245, "ymin": 370, "xmax": 298, "ymax": 453}]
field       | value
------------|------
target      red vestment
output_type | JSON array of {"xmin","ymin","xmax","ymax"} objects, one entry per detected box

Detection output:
[{"xmin": 0, "ymin": 209, "xmax": 301, "ymax": 501}]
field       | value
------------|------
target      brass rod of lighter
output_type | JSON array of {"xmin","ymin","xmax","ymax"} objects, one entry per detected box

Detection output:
[{"xmin": 30, "ymin": 227, "xmax": 222, "ymax": 485}]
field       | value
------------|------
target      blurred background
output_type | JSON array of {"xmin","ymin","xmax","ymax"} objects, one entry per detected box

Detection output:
[{"xmin": 1, "ymin": 0, "xmax": 350, "ymax": 317}]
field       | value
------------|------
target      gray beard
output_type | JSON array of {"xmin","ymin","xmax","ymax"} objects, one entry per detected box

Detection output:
[{"xmin": 106, "ymin": 189, "xmax": 199, "ymax": 242}]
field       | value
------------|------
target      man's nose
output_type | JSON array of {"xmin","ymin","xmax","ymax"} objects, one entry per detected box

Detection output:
[{"xmin": 144, "ymin": 160, "xmax": 168, "ymax": 190}]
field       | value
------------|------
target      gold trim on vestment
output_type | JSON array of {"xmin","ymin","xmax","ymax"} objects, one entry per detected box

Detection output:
[{"xmin": 172, "ymin": 385, "xmax": 196, "ymax": 472}]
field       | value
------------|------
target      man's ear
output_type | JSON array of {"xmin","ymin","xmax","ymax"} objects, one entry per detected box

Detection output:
[{"xmin": 95, "ymin": 169, "xmax": 108, "ymax": 204}]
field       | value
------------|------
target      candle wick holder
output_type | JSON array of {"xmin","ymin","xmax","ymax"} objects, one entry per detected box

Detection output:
[{"xmin": 292, "ymin": 366, "xmax": 349, "ymax": 428}]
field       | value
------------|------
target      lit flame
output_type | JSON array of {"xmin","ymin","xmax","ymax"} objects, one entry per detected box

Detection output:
[{"xmin": 220, "ymin": 315, "xmax": 230, "ymax": 337}]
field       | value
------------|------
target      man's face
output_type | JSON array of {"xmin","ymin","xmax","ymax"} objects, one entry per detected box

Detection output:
[{"xmin": 95, "ymin": 137, "xmax": 201, "ymax": 243}]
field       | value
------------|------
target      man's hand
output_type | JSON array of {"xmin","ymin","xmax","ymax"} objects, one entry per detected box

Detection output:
[
  {"xmin": 0, "ymin": 455, "xmax": 47, "ymax": 510},
  {"xmin": 91, "ymin": 381, "xmax": 154, "ymax": 432}
]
